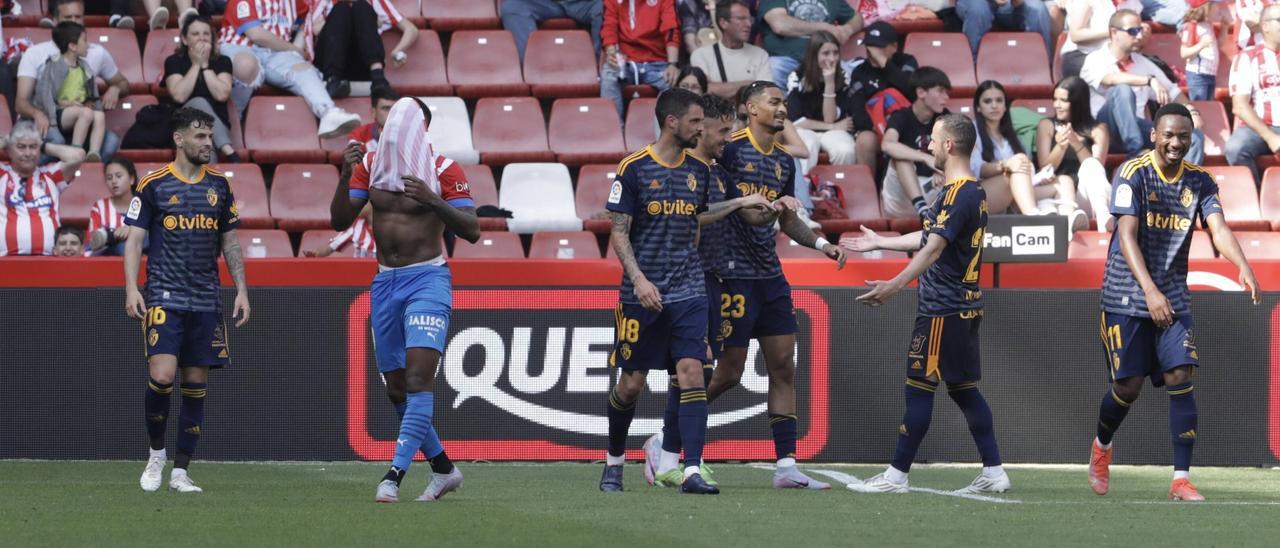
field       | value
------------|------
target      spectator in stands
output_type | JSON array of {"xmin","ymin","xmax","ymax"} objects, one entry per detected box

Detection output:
[
  {"xmin": 0, "ymin": 120, "xmax": 86, "ymax": 256},
  {"xmin": 601, "ymin": 0, "xmax": 681, "ymax": 120},
  {"xmin": 677, "ymin": 65, "xmax": 709, "ymax": 94},
  {"xmin": 501, "ymin": 0, "xmax": 603, "ymax": 61},
  {"xmin": 218, "ymin": 0, "xmax": 362, "ymax": 138},
  {"xmin": 164, "ymin": 14, "xmax": 239, "ymax": 163},
  {"xmin": 785, "ymin": 31, "xmax": 856, "ymax": 173},
  {"xmin": 1034, "ymin": 76, "xmax": 1113, "ymax": 226},
  {"xmin": 678, "ymin": 0, "xmax": 716, "ymax": 55},
  {"xmin": 306, "ymin": 203, "xmax": 375, "ymax": 257},
  {"xmin": 1059, "ymin": 0, "xmax": 1140, "ymax": 79},
  {"xmin": 52, "ymin": 225, "xmax": 84, "ymax": 257},
  {"xmin": 301, "ymin": 0, "xmax": 412, "ymax": 99},
  {"xmin": 957, "ymin": 0, "xmax": 1054, "ymax": 63},
  {"xmin": 879, "ymin": 66, "xmax": 950, "ymax": 219},
  {"xmin": 1139, "ymin": 0, "xmax": 1187, "ymax": 29},
  {"xmin": 846, "ymin": 20, "xmax": 917, "ymax": 169},
  {"xmin": 1226, "ymin": 3, "xmax": 1280, "ymax": 186},
  {"xmin": 760, "ymin": 0, "xmax": 863, "ymax": 88},
  {"xmin": 1237, "ymin": 0, "xmax": 1274, "ymax": 49},
  {"xmin": 967, "ymin": 80, "xmax": 1022, "ymax": 218},
  {"xmin": 76, "ymin": 0, "xmax": 132, "ymax": 29},
  {"xmin": 88, "ymin": 157, "xmax": 138, "ymax": 256},
  {"xmin": 34, "ymin": 22, "xmax": 106, "ymax": 162},
  {"xmin": 1081, "ymin": 9, "xmax": 1204, "ymax": 163},
  {"xmin": 1180, "ymin": 0, "xmax": 1219, "ymax": 102},
  {"xmin": 349, "ymin": 87, "xmax": 398, "ymax": 153},
  {"xmin": 690, "ymin": 0, "xmax": 771, "ymax": 99},
  {"xmin": 16, "ymin": 0, "xmax": 129, "ymax": 162},
  {"xmin": 142, "ymin": 1, "xmax": 199, "ymax": 30}
]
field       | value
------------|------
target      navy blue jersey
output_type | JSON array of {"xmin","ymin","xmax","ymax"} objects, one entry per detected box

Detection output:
[
  {"xmin": 697, "ymin": 160, "xmax": 731, "ymax": 275},
  {"xmin": 125, "ymin": 164, "xmax": 240, "ymax": 312},
  {"xmin": 917, "ymin": 177, "xmax": 987, "ymax": 317},
  {"xmin": 720, "ymin": 127, "xmax": 795, "ymax": 279},
  {"xmin": 1102, "ymin": 153, "xmax": 1222, "ymax": 317},
  {"xmin": 606, "ymin": 146, "xmax": 710, "ymax": 305}
]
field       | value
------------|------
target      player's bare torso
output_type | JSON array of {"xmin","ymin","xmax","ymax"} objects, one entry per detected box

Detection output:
[{"xmin": 368, "ymin": 189, "xmax": 447, "ymax": 267}]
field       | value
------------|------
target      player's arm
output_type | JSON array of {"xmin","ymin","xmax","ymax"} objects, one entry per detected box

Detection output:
[
  {"xmin": 857, "ymin": 233, "xmax": 947, "ymax": 306},
  {"xmin": 1115, "ymin": 214, "xmax": 1173, "ymax": 327},
  {"xmin": 1204, "ymin": 212, "xmax": 1262, "ymax": 304},
  {"xmin": 221, "ymin": 230, "xmax": 251, "ymax": 326},
  {"xmin": 699, "ymin": 194, "xmax": 770, "ymax": 225},
  {"xmin": 123, "ymin": 226, "xmax": 148, "ymax": 320},
  {"xmin": 610, "ymin": 212, "xmax": 662, "ymax": 311},
  {"xmin": 330, "ymin": 142, "xmax": 367, "ymax": 231},
  {"xmin": 842, "ymin": 225, "xmax": 924, "ymax": 252},
  {"xmin": 778, "ymin": 202, "xmax": 845, "ymax": 267}
]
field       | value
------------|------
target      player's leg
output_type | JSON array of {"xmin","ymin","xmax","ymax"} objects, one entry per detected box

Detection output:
[
  {"xmin": 601, "ymin": 368, "xmax": 647, "ymax": 492},
  {"xmin": 649, "ymin": 373, "xmax": 683, "ymax": 487},
  {"xmin": 707, "ymin": 347, "xmax": 746, "ymax": 402},
  {"xmin": 169, "ymin": 365, "xmax": 208, "ymax": 493},
  {"xmin": 1090, "ymin": 312, "xmax": 1153, "ymax": 495},
  {"xmin": 140, "ymin": 305, "xmax": 181, "ymax": 492},
  {"xmin": 939, "ymin": 315, "xmax": 1009, "ymax": 494},
  {"xmin": 403, "ymin": 348, "xmax": 464, "ymax": 502},
  {"xmin": 706, "ymin": 279, "xmax": 752, "ymax": 402},
  {"xmin": 668, "ymin": 298, "xmax": 717, "ymax": 494},
  {"xmin": 1159, "ymin": 316, "xmax": 1202, "ymax": 501}
]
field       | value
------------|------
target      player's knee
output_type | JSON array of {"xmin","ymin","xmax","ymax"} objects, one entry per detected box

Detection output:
[
  {"xmin": 1112, "ymin": 379, "xmax": 1142, "ymax": 402},
  {"xmin": 768, "ymin": 363, "xmax": 795, "ymax": 385},
  {"xmin": 1164, "ymin": 366, "xmax": 1194, "ymax": 387},
  {"xmin": 150, "ymin": 370, "xmax": 176, "ymax": 385},
  {"xmin": 385, "ymin": 384, "xmax": 406, "ymax": 403}
]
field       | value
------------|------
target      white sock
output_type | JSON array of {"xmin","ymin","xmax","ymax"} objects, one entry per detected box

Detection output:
[
  {"xmin": 149, "ymin": 448, "xmax": 166, "ymax": 460},
  {"xmin": 684, "ymin": 465, "xmax": 700, "ymax": 479},
  {"xmin": 1096, "ymin": 438, "xmax": 1112, "ymax": 450},
  {"xmin": 606, "ymin": 453, "xmax": 626, "ymax": 466},
  {"xmin": 982, "ymin": 465, "xmax": 1005, "ymax": 479},
  {"xmin": 658, "ymin": 450, "xmax": 680, "ymax": 473},
  {"xmin": 884, "ymin": 466, "xmax": 908, "ymax": 484},
  {"xmin": 776, "ymin": 457, "xmax": 796, "ymax": 469},
  {"xmin": 1173, "ymin": 470, "xmax": 1189, "ymax": 481}
]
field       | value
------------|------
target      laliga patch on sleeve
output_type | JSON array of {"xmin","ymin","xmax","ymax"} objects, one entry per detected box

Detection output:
[
  {"xmin": 236, "ymin": 0, "xmax": 251, "ymax": 19},
  {"xmin": 1113, "ymin": 184, "xmax": 1133, "ymax": 209},
  {"xmin": 126, "ymin": 197, "xmax": 142, "ymax": 220},
  {"xmin": 607, "ymin": 180, "xmax": 623, "ymax": 204}
]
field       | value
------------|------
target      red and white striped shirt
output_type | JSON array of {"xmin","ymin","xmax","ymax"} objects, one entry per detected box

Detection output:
[
  {"xmin": 1236, "ymin": 0, "xmax": 1276, "ymax": 50},
  {"xmin": 329, "ymin": 217, "xmax": 376, "ymax": 256},
  {"xmin": 1229, "ymin": 43, "xmax": 1280, "ymax": 127},
  {"xmin": 88, "ymin": 198, "xmax": 127, "ymax": 235},
  {"xmin": 301, "ymin": 0, "xmax": 404, "ymax": 60},
  {"xmin": 1, "ymin": 163, "xmax": 68, "ymax": 256},
  {"xmin": 220, "ymin": 0, "xmax": 303, "ymax": 48}
]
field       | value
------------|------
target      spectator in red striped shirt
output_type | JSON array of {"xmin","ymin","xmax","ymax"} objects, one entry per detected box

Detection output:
[
  {"xmin": 1226, "ymin": 3, "xmax": 1280, "ymax": 186},
  {"xmin": 53, "ymin": 224, "xmax": 83, "ymax": 257},
  {"xmin": 88, "ymin": 157, "xmax": 139, "ymax": 256},
  {"xmin": 601, "ymin": 0, "xmax": 682, "ymax": 120},
  {"xmin": 0, "ymin": 120, "xmax": 86, "ymax": 256}
]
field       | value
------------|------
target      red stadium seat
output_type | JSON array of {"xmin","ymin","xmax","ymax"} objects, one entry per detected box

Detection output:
[
  {"xmin": 212, "ymin": 163, "xmax": 273, "ymax": 229},
  {"xmin": 459, "ymin": 164, "xmax": 498, "ymax": 206},
  {"xmin": 1012, "ymin": 98, "xmax": 1054, "ymax": 118},
  {"xmin": 58, "ymin": 164, "xmax": 106, "ymax": 227},
  {"xmin": 1262, "ymin": 168, "xmax": 1280, "ymax": 231},
  {"xmin": 840, "ymin": 231, "xmax": 908, "ymax": 259},
  {"xmin": 1192, "ymin": 101, "xmax": 1230, "ymax": 162},
  {"xmin": 977, "ymin": 33, "xmax": 1053, "ymax": 99},
  {"xmin": 299, "ymin": 230, "xmax": 344, "ymax": 257},
  {"xmin": 320, "ymin": 97, "xmax": 372, "ymax": 155},
  {"xmin": 380, "ymin": 30, "xmax": 452, "ymax": 96},
  {"xmin": 6, "ymin": 27, "xmax": 50, "ymax": 47},
  {"xmin": 945, "ymin": 97, "xmax": 975, "ymax": 117},
  {"xmin": 524, "ymin": 30, "xmax": 599, "ymax": 98},
  {"xmin": 388, "ymin": 0, "xmax": 427, "ymax": 27},
  {"xmin": 142, "ymin": 30, "xmax": 180, "ymax": 89},
  {"xmin": 528, "ymin": 231, "xmax": 602, "ymax": 259},
  {"xmin": 1138, "ymin": 33, "xmax": 1181, "ymax": 70},
  {"xmin": 576, "ymin": 164, "xmax": 617, "ymax": 233},
  {"xmin": 775, "ymin": 232, "xmax": 827, "ymax": 259},
  {"xmin": 244, "ymin": 97, "xmax": 325, "ymax": 163},
  {"xmin": 1068, "ymin": 231, "xmax": 1112, "ymax": 259},
  {"xmin": 236, "ymin": 229, "xmax": 295, "ymax": 258},
  {"xmin": 841, "ymin": 34, "xmax": 867, "ymax": 62},
  {"xmin": 1189, "ymin": 230, "xmax": 1215, "ymax": 259},
  {"xmin": 1234, "ymin": 232, "xmax": 1280, "ymax": 260},
  {"xmin": 471, "ymin": 97, "xmax": 554, "ymax": 164},
  {"xmin": 422, "ymin": 0, "xmax": 501, "ymax": 31},
  {"xmin": 1052, "ymin": 32, "xmax": 1067, "ymax": 82},
  {"xmin": 887, "ymin": 17, "xmax": 945, "ymax": 34},
  {"xmin": 624, "ymin": 98, "xmax": 656, "ymax": 152},
  {"xmin": 87, "ymin": 28, "xmax": 145, "ymax": 93},
  {"xmin": 269, "ymin": 164, "xmax": 339, "ymax": 231},
  {"xmin": 1205, "ymin": 165, "xmax": 1268, "ymax": 231},
  {"xmin": 549, "ymin": 98, "xmax": 628, "ymax": 166},
  {"xmin": 452, "ymin": 231, "xmax": 525, "ymax": 258},
  {"xmin": 447, "ymin": 31, "xmax": 529, "ymax": 98},
  {"xmin": 808, "ymin": 165, "xmax": 890, "ymax": 233},
  {"xmin": 104, "ymin": 95, "xmax": 158, "ymax": 139},
  {"xmin": 904, "ymin": 33, "xmax": 976, "ymax": 97}
]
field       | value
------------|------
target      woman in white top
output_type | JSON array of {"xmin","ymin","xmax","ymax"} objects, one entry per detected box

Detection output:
[
  {"xmin": 1059, "ymin": 0, "xmax": 1143, "ymax": 78},
  {"xmin": 968, "ymin": 81, "xmax": 1022, "ymax": 217},
  {"xmin": 1034, "ymin": 76, "xmax": 1111, "ymax": 229}
]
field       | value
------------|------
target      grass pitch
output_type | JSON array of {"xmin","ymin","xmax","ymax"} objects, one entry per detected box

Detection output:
[{"xmin": 2, "ymin": 461, "xmax": 1278, "ymax": 547}]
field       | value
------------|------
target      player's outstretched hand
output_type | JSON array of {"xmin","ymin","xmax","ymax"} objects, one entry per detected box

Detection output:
[
  {"xmin": 856, "ymin": 279, "xmax": 902, "ymax": 307},
  {"xmin": 1144, "ymin": 288, "xmax": 1173, "ymax": 329},
  {"xmin": 634, "ymin": 277, "xmax": 663, "ymax": 312},
  {"xmin": 232, "ymin": 292, "xmax": 251, "ymax": 327},
  {"xmin": 772, "ymin": 196, "xmax": 803, "ymax": 212},
  {"xmin": 822, "ymin": 243, "xmax": 846, "ymax": 270},
  {"xmin": 841, "ymin": 225, "xmax": 882, "ymax": 252},
  {"xmin": 402, "ymin": 175, "xmax": 442, "ymax": 207},
  {"xmin": 1240, "ymin": 268, "xmax": 1261, "ymax": 305},
  {"xmin": 125, "ymin": 289, "xmax": 147, "ymax": 321},
  {"xmin": 739, "ymin": 193, "xmax": 772, "ymax": 211}
]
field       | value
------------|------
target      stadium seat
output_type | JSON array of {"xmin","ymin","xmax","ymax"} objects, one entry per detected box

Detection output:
[
  {"xmin": 523, "ymin": 30, "xmax": 600, "ymax": 98},
  {"xmin": 1067, "ymin": 231, "xmax": 1112, "ymax": 259},
  {"xmin": 423, "ymin": 96, "xmax": 480, "ymax": 165},
  {"xmin": 388, "ymin": 0, "xmax": 427, "ymax": 27},
  {"xmin": 624, "ymin": 98, "xmax": 657, "ymax": 152},
  {"xmin": 460, "ymin": 164, "xmax": 498, "ymax": 206},
  {"xmin": 529, "ymin": 231, "xmax": 603, "ymax": 259},
  {"xmin": 104, "ymin": 95, "xmax": 158, "ymax": 140},
  {"xmin": 807, "ymin": 165, "xmax": 890, "ymax": 233},
  {"xmin": 1013, "ymin": 98, "xmax": 1054, "ymax": 118},
  {"xmin": 1189, "ymin": 230, "xmax": 1215, "ymax": 259},
  {"xmin": 422, "ymin": 0, "xmax": 501, "ymax": 31},
  {"xmin": 452, "ymin": 231, "xmax": 525, "ymax": 258},
  {"xmin": 840, "ymin": 34, "xmax": 867, "ymax": 62},
  {"xmin": 499, "ymin": 163, "xmax": 582, "ymax": 233},
  {"xmin": 244, "ymin": 97, "xmax": 325, "ymax": 163},
  {"xmin": 320, "ymin": 97, "xmax": 372, "ymax": 157},
  {"xmin": 576, "ymin": 164, "xmax": 617, "ymax": 233},
  {"xmin": 472, "ymin": 97, "xmax": 554, "ymax": 165},
  {"xmin": 549, "ymin": 98, "xmax": 628, "ymax": 166},
  {"xmin": 6, "ymin": 27, "xmax": 51, "ymax": 48},
  {"xmin": 236, "ymin": 229, "xmax": 295, "ymax": 258},
  {"xmin": 58, "ymin": 164, "xmax": 106, "ymax": 227},
  {"xmin": 1234, "ymin": 232, "xmax": 1280, "ymax": 259},
  {"xmin": 269, "ymin": 164, "xmax": 339, "ymax": 231},
  {"xmin": 1262, "ymin": 168, "xmax": 1280, "ymax": 231},
  {"xmin": 976, "ymin": 33, "xmax": 1053, "ymax": 99},
  {"xmin": 142, "ymin": 29, "xmax": 180, "ymax": 89},
  {"xmin": 447, "ymin": 31, "xmax": 529, "ymax": 98},
  {"xmin": 775, "ymin": 232, "xmax": 827, "ymax": 259},
  {"xmin": 1139, "ymin": 33, "xmax": 1181, "ymax": 71},
  {"xmin": 380, "ymin": 30, "xmax": 452, "ymax": 96},
  {"xmin": 86, "ymin": 28, "xmax": 145, "ymax": 93},
  {"xmin": 839, "ymin": 231, "xmax": 908, "ymax": 259},
  {"xmin": 1192, "ymin": 101, "xmax": 1230, "ymax": 162},
  {"xmin": 1205, "ymin": 166, "xmax": 1268, "ymax": 231},
  {"xmin": 212, "ymin": 163, "xmax": 273, "ymax": 229},
  {"xmin": 0, "ymin": 96, "xmax": 12, "ymax": 136},
  {"xmin": 904, "ymin": 33, "xmax": 976, "ymax": 97},
  {"xmin": 299, "ymin": 230, "xmax": 346, "ymax": 257},
  {"xmin": 945, "ymin": 97, "xmax": 975, "ymax": 117}
]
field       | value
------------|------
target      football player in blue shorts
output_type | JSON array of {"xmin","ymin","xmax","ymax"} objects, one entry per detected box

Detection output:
[
  {"xmin": 124, "ymin": 108, "xmax": 250, "ymax": 493},
  {"xmin": 1088, "ymin": 104, "xmax": 1260, "ymax": 501},
  {"xmin": 329, "ymin": 98, "xmax": 481, "ymax": 503},
  {"xmin": 845, "ymin": 113, "xmax": 1009, "ymax": 494},
  {"xmin": 703, "ymin": 81, "xmax": 846, "ymax": 490}
]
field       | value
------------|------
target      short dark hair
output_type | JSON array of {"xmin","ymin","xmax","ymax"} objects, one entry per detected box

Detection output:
[
  {"xmin": 107, "ymin": 157, "xmax": 138, "ymax": 182},
  {"xmin": 677, "ymin": 65, "xmax": 708, "ymax": 95},
  {"xmin": 371, "ymin": 87, "xmax": 401, "ymax": 109},
  {"xmin": 1154, "ymin": 103, "xmax": 1193, "ymax": 125},
  {"xmin": 716, "ymin": 0, "xmax": 750, "ymax": 26},
  {"xmin": 410, "ymin": 97, "xmax": 433, "ymax": 127},
  {"xmin": 48, "ymin": 0, "xmax": 82, "ymax": 17},
  {"xmin": 171, "ymin": 107, "xmax": 216, "ymax": 133},
  {"xmin": 52, "ymin": 22, "xmax": 84, "ymax": 54},
  {"xmin": 55, "ymin": 224, "xmax": 84, "ymax": 244},
  {"xmin": 654, "ymin": 87, "xmax": 702, "ymax": 125},
  {"xmin": 911, "ymin": 66, "xmax": 951, "ymax": 94},
  {"xmin": 938, "ymin": 113, "xmax": 976, "ymax": 157},
  {"xmin": 698, "ymin": 94, "xmax": 736, "ymax": 121},
  {"xmin": 740, "ymin": 80, "xmax": 782, "ymax": 103},
  {"xmin": 1109, "ymin": 8, "xmax": 1141, "ymax": 28}
]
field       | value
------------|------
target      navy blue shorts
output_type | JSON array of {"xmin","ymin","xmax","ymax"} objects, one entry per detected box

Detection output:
[
  {"xmin": 906, "ymin": 312, "xmax": 982, "ymax": 383},
  {"xmin": 1100, "ymin": 312, "xmax": 1198, "ymax": 387},
  {"xmin": 611, "ymin": 298, "xmax": 709, "ymax": 372},
  {"xmin": 370, "ymin": 262, "xmax": 452, "ymax": 373},
  {"xmin": 705, "ymin": 272, "xmax": 725, "ymax": 361},
  {"xmin": 143, "ymin": 306, "xmax": 230, "ymax": 368},
  {"xmin": 720, "ymin": 276, "xmax": 799, "ymax": 348}
]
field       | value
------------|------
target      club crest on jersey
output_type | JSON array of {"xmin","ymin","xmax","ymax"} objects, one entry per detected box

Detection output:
[
  {"xmin": 910, "ymin": 334, "xmax": 926, "ymax": 355},
  {"xmin": 620, "ymin": 343, "xmax": 632, "ymax": 360},
  {"xmin": 207, "ymin": 188, "xmax": 219, "ymax": 207},
  {"xmin": 1180, "ymin": 187, "xmax": 1193, "ymax": 208},
  {"xmin": 148, "ymin": 328, "xmax": 159, "ymax": 347},
  {"xmin": 687, "ymin": 173, "xmax": 698, "ymax": 192},
  {"xmin": 720, "ymin": 319, "xmax": 733, "ymax": 340}
]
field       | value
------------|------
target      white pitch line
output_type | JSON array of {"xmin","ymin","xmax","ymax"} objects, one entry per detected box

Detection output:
[{"xmin": 753, "ymin": 463, "xmax": 1022, "ymax": 504}]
